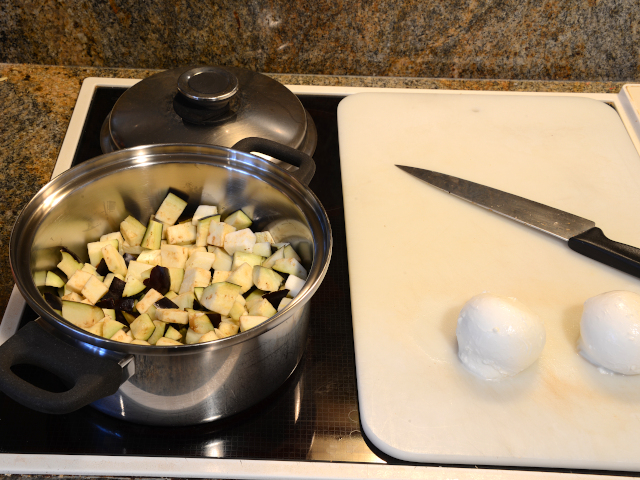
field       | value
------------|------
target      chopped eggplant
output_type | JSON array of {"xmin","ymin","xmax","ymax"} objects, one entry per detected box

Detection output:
[
  {"xmin": 155, "ymin": 192, "xmax": 188, "ymax": 226},
  {"xmin": 45, "ymin": 189, "xmax": 309, "ymax": 346},
  {"xmin": 155, "ymin": 296, "xmax": 179, "ymax": 310},
  {"xmin": 262, "ymin": 289, "xmax": 289, "ymax": 309},
  {"xmin": 224, "ymin": 209, "xmax": 252, "ymax": 230},
  {"xmin": 44, "ymin": 292, "xmax": 63, "ymax": 312},
  {"xmin": 141, "ymin": 219, "xmax": 163, "ymax": 250},
  {"xmin": 143, "ymin": 265, "xmax": 172, "ymax": 295}
]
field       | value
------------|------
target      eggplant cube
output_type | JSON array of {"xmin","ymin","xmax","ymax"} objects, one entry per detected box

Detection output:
[
  {"xmin": 45, "ymin": 271, "xmax": 65, "ymax": 288},
  {"xmin": 252, "ymin": 266, "xmax": 283, "ymax": 292},
  {"xmin": 101, "ymin": 243, "xmax": 128, "ymax": 276},
  {"xmin": 196, "ymin": 216, "xmax": 216, "ymax": 246},
  {"xmin": 136, "ymin": 288, "xmax": 164, "ymax": 314},
  {"xmin": 81, "ymin": 263, "xmax": 103, "ymax": 280},
  {"xmin": 111, "ymin": 329, "xmax": 134, "ymax": 343},
  {"xmin": 179, "ymin": 267, "xmax": 212, "ymax": 294},
  {"xmin": 147, "ymin": 320, "xmax": 166, "ymax": 345},
  {"xmin": 226, "ymin": 262, "xmax": 253, "ymax": 293},
  {"xmin": 272, "ymin": 257, "xmax": 308, "ymax": 279},
  {"xmin": 57, "ymin": 250, "xmax": 83, "ymax": 277},
  {"xmin": 137, "ymin": 249, "xmax": 162, "ymax": 266},
  {"xmin": 166, "ymin": 223, "xmax": 197, "ymax": 245},
  {"xmin": 198, "ymin": 330, "xmax": 219, "ymax": 343},
  {"xmin": 155, "ymin": 193, "xmax": 188, "ymax": 226},
  {"xmin": 61, "ymin": 292, "xmax": 84, "ymax": 302},
  {"xmin": 62, "ymin": 300, "xmax": 105, "ymax": 329},
  {"xmin": 66, "ymin": 269, "xmax": 94, "ymax": 293},
  {"xmin": 239, "ymin": 315, "xmax": 269, "ymax": 332},
  {"xmin": 100, "ymin": 231, "xmax": 126, "ymax": 254},
  {"xmin": 125, "ymin": 261, "xmax": 154, "ymax": 282},
  {"xmin": 164, "ymin": 325, "xmax": 183, "ymax": 340},
  {"xmin": 211, "ymin": 270, "xmax": 231, "ymax": 283},
  {"xmin": 185, "ymin": 327, "xmax": 204, "ymax": 344},
  {"xmin": 200, "ymin": 282, "xmax": 242, "ymax": 316},
  {"xmin": 168, "ymin": 267, "xmax": 184, "ymax": 292},
  {"xmin": 224, "ymin": 209, "xmax": 252, "ymax": 230},
  {"xmin": 216, "ymin": 320, "xmax": 240, "ymax": 338},
  {"xmin": 262, "ymin": 247, "xmax": 285, "ymax": 269},
  {"xmin": 130, "ymin": 313, "xmax": 156, "ymax": 340},
  {"xmin": 278, "ymin": 297, "xmax": 293, "ymax": 311},
  {"xmin": 156, "ymin": 337, "xmax": 182, "ymax": 346},
  {"xmin": 172, "ymin": 291, "xmax": 195, "ymax": 310},
  {"xmin": 161, "ymin": 244, "xmax": 189, "ymax": 269},
  {"xmin": 141, "ymin": 219, "xmax": 164, "ymax": 250},
  {"xmin": 81, "ymin": 275, "xmax": 109, "ymax": 305},
  {"xmin": 284, "ymin": 274, "xmax": 306, "ymax": 298},
  {"xmin": 207, "ymin": 222, "xmax": 236, "ymax": 247},
  {"xmin": 87, "ymin": 239, "xmax": 119, "ymax": 266},
  {"xmin": 228, "ymin": 300, "xmax": 248, "ymax": 321},
  {"xmin": 283, "ymin": 244, "xmax": 302, "ymax": 262},
  {"xmin": 191, "ymin": 205, "xmax": 218, "ymax": 225},
  {"xmin": 210, "ymin": 247, "xmax": 233, "ymax": 271},
  {"xmin": 254, "ymin": 231, "xmax": 275, "ymax": 245},
  {"xmin": 120, "ymin": 216, "xmax": 147, "ymax": 247},
  {"xmin": 231, "ymin": 251, "xmax": 264, "ymax": 270},
  {"xmin": 223, "ymin": 228, "xmax": 256, "ymax": 255},
  {"xmin": 156, "ymin": 308, "xmax": 189, "ymax": 325},
  {"xmin": 85, "ymin": 319, "xmax": 104, "ymax": 336},
  {"xmin": 252, "ymin": 242, "xmax": 272, "ymax": 257},
  {"xmin": 189, "ymin": 313, "xmax": 215, "ymax": 334},
  {"xmin": 245, "ymin": 289, "xmax": 267, "ymax": 311},
  {"xmin": 185, "ymin": 251, "xmax": 216, "ymax": 271},
  {"xmin": 122, "ymin": 277, "xmax": 146, "ymax": 297},
  {"xmin": 248, "ymin": 298, "xmax": 277, "ymax": 318}
]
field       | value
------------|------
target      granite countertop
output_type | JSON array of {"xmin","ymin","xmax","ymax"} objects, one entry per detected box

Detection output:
[{"xmin": 0, "ymin": 62, "xmax": 629, "ymax": 321}]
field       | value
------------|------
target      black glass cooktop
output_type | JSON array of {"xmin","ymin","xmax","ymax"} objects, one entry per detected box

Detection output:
[{"xmin": 0, "ymin": 88, "xmax": 392, "ymax": 463}]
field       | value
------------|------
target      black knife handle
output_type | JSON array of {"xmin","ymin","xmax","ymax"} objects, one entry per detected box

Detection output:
[{"xmin": 568, "ymin": 227, "xmax": 640, "ymax": 279}]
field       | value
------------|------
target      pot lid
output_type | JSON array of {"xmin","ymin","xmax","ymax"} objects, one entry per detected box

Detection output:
[{"xmin": 100, "ymin": 66, "xmax": 316, "ymax": 155}]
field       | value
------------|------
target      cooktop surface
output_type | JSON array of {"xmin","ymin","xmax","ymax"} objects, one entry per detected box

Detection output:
[{"xmin": 0, "ymin": 88, "xmax": 388, "ymax": 465}]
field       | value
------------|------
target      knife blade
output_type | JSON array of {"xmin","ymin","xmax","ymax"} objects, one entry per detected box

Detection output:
[{"xmin": 396, "ymin": 164, "xmax": 640, "ymax": 279}]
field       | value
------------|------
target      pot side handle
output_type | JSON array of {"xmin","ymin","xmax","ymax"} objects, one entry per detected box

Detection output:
[
  {"xmin": 0, "ymin": 321, "xmax": 124, "ymax": 415},
  {"xmin": 232, "ymin": 137, "xmax": 316, "ymax": 185}
]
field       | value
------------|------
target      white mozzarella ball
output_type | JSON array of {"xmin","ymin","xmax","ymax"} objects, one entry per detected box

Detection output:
[
  {"xmin": 579, "ymin": 290, "xmax": 640, "ymax": 375},
  {"xmin": 456, "ymin": 293, "xmax": 546, "ymax": 380}
]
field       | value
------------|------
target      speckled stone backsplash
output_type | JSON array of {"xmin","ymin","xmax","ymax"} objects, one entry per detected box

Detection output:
[{"xmin": 2, "ymin": 0, "xmax": 639, "ymax": 81}]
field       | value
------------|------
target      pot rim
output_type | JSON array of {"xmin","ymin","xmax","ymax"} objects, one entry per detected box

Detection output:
[{"xmin": 10, "ymin": 143, "xmax": 332, "ymax": 356}]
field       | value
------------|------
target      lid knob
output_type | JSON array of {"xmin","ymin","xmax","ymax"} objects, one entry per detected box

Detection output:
[
  {"xmin": 177, "ymin": 66, "xmax": 239, "ymax": 103},
  {"xmin": 174, "ymin": 67, "xmax": 239, "ymax": 125}
]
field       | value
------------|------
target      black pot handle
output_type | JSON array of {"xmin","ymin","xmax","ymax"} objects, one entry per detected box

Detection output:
[
  {"xmin": 232, "ymin": 137, "xmax": 316, "ymax": 185},
  {"xmin": 0, "ymin": 320, "xmax": 125, "ymax": 414}
]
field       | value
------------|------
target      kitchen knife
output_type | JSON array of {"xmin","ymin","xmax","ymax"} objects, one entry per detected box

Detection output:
[{"xmin": 396, "ymin": 164, "xmax": 640, "ymax": 279}]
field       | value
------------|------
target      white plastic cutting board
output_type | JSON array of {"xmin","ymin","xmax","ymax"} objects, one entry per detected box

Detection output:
[{"xmin": 338, "ymin": 92, "xmax": 640, "ymax": 471}]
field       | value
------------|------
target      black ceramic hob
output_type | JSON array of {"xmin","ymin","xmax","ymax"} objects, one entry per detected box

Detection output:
[{"xmin": 0, "ymin": 88, "xmax": 392, "ymax": 464}]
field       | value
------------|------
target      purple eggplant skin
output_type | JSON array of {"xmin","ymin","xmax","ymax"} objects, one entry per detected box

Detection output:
[
  {"xmin": 206, "ymin": 313, "xmax": 222, "ymax": 328},
  {"xmin": 115, "ymin": 309, "xmax": 129, "ymax": 325},
  {"xmin": 95, "ymin": 297, "xmax": 117, "ymax": 309},
  {"xmin": 44, "ymin": 292, "xmax": 63, "ymax": 311},
  {"xmin": 118, "ymin": 297, "xmax": 137, "ymax": 313},
  {"xmin": 60, "ymin": 246, "xmax": 82, "ymax": 262},
  {"xmin": 94, "ymin": 277, "xmax": 127, "ymax": 308},
  {"xmin": 143, "ymin": 266, "xmax": 171, "ymax": 295},
  {"xmin": 96, "ymin": 259, "xmax": 110, "ymax": 276},
  {"xmin": 123, "ymin": 253, "xmax": 137, "ymax": 267},
  {"xmin": 154, "ymin": 297, "xmax": 179, "ymax": 310},
  {"xmin": 263, "ymin": 290, "xmax": 290, "ymax": 309},
  {"xmin": 109, "ymin": 276, "xmax": 126, "ymax": 298}
]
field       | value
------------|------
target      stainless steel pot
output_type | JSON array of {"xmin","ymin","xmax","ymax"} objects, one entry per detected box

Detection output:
[{"xmin": 0, "ymin": 141, "xmax": 331, "ymax": 426}]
